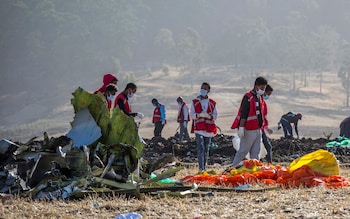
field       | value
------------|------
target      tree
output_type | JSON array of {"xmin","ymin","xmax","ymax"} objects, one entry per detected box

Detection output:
[
  {"xmin": 176, "ymin": 27, "xmax": 205, "ymax": 73},
  {"xmin": 338, "ymin": 43, "xmax": 350, "ymax": 107},
  {"xmin": 154, "ymin": 28, "xmax": 175, "ymax": 66}
]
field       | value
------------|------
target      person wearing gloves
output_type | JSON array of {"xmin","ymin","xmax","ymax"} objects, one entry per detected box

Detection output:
[
  {"xmin": 278, "ymin": 112, "xmax": 302, "ymax": 139},
  {"xmin": 152, "ymin": 98, "xmax": 166, "ymax": 137},
  {"xmin": 94, "ymin": 73, "xmax": 118, "ymax": 94},
  {"xmin": 177, "ymin": 96, "xmax": 190, "ymax": 142},
  {"xmin": 230, "ymin": 76, "xmax": 267, "ymax": 168},
  {"xmin": 102, "ymin": 83, "xmax": 118, "ymax": 111},
  {"xmin": 190, "ymin": 82, "xmax": 218, "ymax": 172},
  {"xmin": 261, "ymin": 84, "xmax": 274, "ymax": 163},
  {"xmin": 114, "ymin": 83, "xmax": 143, "ymax": 118}
]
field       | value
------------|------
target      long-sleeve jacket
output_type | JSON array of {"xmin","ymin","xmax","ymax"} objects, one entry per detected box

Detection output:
[{"xmin": 280, "ymin": 112, "xmax": 300, "ymax": 136}]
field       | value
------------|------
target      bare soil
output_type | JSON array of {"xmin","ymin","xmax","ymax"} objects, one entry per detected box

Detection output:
[{"xmin": 1, "ymin": 69, "xmax": 350, "ymax": 218}]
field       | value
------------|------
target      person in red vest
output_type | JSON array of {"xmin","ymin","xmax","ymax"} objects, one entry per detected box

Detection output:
[
  {"xmin": 177, "ymin": 96, "xmax": 190, "ymax": 142},
  {"xmin": 261, "ymin": 84, "xmax": 274, "ymax": 163},
  {"xmin": 102, "ymin": 83, "xmax": 118, "ymax": 111},
  {"xmin": 114, "ymin": 83, "xmax": 140, "ymax": 117},
  {"xmin": 231, "ymin": 76, "xmax": 268, "ymax": 168},
  {"xmin": 152, "ymin": 98, "xmax": 166, "ymax": 138},
  {"xmin": 94, "ymin": 73, "xmax": 118, "ymax": 94},
  {"xmin": 190, "ymin": 82, "xmax": 218, "ymax": 172}
]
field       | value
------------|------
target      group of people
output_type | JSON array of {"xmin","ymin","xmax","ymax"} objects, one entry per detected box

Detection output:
[
  {"xmin": 93, "ymin": 73, "xmax": 166, "ymax": 137},
  {"xmin": 94, "ymin": 73, "xmax": 303, "ymax": 172}
]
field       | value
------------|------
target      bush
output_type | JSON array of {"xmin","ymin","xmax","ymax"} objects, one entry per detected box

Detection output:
[{"xmin": 162, "ymin": 64, "xmax": 169, "ymax": 76}]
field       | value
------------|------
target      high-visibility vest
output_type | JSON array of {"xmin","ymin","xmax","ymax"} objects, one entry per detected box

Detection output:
[
  {"xmin": 115, "ymin": 93, "xmax": 131, "ymax": 113},
  {"xmin": 152, "ymin": 104, "xmax": 164, "ymax": 123},
  {"xmin": 231, "ymin": 91, "xmax": 263, "ymax": 130},
  {"xmin": 192, "ymin": 98, "xmax": 217, "ymax": 134},
  {"xmin": 177, "ymin": 102, "xmax": 190, "ymax": 123}
]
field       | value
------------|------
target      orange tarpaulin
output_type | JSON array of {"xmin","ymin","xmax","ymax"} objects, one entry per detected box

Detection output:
[{"xmin": 180, "ymin": 150, "xmax": 349, "ymax": 189}]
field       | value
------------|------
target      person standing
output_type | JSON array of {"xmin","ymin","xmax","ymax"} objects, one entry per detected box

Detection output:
[
  {"xmin": 231, "ymin": 76, "xmax": 268, "ymax": 168},
  {"xmin": 114, "ymin": 83, "xmax": 139, "ymax": 117},
  {"xmin": 261, "ymin": 84, "xmax": 274, "ymax": 163},
  {"xmin": 94, "ymin": 73, "xmax": 118, "ymax": 94},
  {"xmin": 278, "ymin": 112, "xmax": 302, "ymax": 139},
  {"xmin": 177, "ymin": 96, "xmax": 191, "ymax": 142},
  {"xmin": 152, "ymin": 98, "xmax": 166, "ymax": 137},
  {"xmin": 190, "ymin": 82, "xmax": 218, "ymax": 172}
]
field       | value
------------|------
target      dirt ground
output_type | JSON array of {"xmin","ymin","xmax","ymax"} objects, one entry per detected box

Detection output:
[
  {"xmin": 0, "ymin": 69, "xmax": 347, "ymax": 142},
  {"xmin": 1, "ymin": 167, "xmax": 350, "ymax": 219},
  {"xmin": 1, "ymin": 69, "xmax": 350, "ymax": 218}
]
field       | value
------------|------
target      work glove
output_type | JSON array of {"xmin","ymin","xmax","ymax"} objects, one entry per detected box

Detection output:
[
  {"xmin": 162, "ymin": 120, "xmax": 165, "ymax": 125},
  {"xmin": 131, "ymin": 113, "xmax": 138, "ymax": 117},
  {"xmin": 277, "ymin": 123, "xmax": 281, "ymax": 130},
  {"xmin": 198, "ymin": 112, "xmax": 211, "ymax": 119},
  {"xmin": 137, "ymin": 112, "xmax": 144, "ymax": 119},
  {"xmin": 237, "ymin": 127, "xmax": 245, "ymax": 138}
]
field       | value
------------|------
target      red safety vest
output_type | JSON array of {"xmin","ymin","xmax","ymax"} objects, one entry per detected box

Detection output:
[
  {"xmin": 177, "ymin": 102, "xmax": 190, "ymax": 123},
  {"xmin": 114, "ymin": 93, "xmax": 131, "ymax": 113},
  {"xmin": 152, "ymin": 104, "xmax": 164, "ymax": 123},
  {"xmin": 231, "ymin": 91, "xmax": 263, "ymax": 130},
  {"xmin": 191, "ymin": 98, "xmax": 217, "ymax": 134}
]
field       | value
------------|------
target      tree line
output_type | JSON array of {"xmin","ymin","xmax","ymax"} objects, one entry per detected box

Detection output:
[{"xmin": 1, "ymin": 0, "xmax": 350, "ymax": 103}]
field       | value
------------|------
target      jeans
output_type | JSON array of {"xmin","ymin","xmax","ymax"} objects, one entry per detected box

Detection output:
[
  {"xmin": 280, "ymin": 119, "xmax": 292, "ymax": 137},
  {"xmin": 262, "ymin": 132, "xmax": 272, "ymax": 163},
  {"xmin": 179, "ymin": 121, "xmax": 190, "ymax": 141},
  {"xmin": 195, "ymin": 133, "xmax": 211, "ymax": 171}
]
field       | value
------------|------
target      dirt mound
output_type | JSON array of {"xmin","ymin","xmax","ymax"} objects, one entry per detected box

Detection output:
[{"xmin": 143, "ymin": 135, "xmax": 349, "ymax": 165}]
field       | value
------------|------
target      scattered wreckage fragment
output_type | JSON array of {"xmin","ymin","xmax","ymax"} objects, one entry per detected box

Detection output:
[{"xmin": 0, "ymin": 87, "xmax": 187, "ymax": 200}]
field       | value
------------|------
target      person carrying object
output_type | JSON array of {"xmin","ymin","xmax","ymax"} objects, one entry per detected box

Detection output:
[
  {"xmin": 230, "ymin": 76, "xmax": 267, "ymax": 169},
  {"xmin": 114, "ymin": 83, "xmax": 143, "ymax": 119}
]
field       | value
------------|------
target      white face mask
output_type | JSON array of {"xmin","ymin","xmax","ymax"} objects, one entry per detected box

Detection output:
[
  {"xmin": 263, "ymin": 95, "xmax": 270, "ymax": 100},
  {"xmin": 200, "ymin": 89, "xmax": 208, "ymax": 97},
  {"xmin": 256, "ymin": 89, "xmax": 265, "ymax": 96},
  {"xmin": 107, "ymin": 94, "xmax": 115, "ymax": 101},
  {"xmin": 127, "ymin": 93, "xmax": 134, "ymax": 98}
]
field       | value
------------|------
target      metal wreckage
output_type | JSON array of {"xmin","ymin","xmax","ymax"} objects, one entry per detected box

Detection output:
[{"xmin": 0, "ymin": 87, "xmax": 186, "ymax": 200}]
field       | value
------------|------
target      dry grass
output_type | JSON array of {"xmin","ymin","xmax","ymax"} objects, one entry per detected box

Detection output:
[
  {"xmin": 1, "ymin": 166, "xmax": 350, "ymax": 219},
  {"xmin": 1, "ymin": 70, "xmax": 350, "ymax": 218}
]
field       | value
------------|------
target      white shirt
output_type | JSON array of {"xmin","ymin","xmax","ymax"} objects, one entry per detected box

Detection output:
[{"xmin": 178, "ymin": 103, "xmax": 189, "ymax": 122}]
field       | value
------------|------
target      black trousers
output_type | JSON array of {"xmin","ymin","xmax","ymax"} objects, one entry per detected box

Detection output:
[{"xmin": 154, "ymin": 121, "xmax": 164, "ymax": 137}]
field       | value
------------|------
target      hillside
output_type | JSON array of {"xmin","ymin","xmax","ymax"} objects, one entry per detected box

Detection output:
[{"xmin": 0, "ymin": 68, "xmax": 348, "ymax": 142}]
